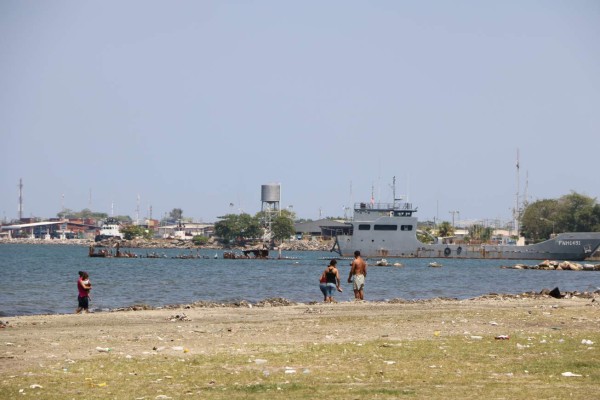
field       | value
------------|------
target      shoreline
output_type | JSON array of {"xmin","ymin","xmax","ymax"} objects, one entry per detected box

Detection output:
[{"xmin": 2, "ymin": 289, "xmax": 599, "ymax": 319}]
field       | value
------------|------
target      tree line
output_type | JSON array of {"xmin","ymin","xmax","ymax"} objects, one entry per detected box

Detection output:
[{"xmin": 520, "ymin": 192, "xmax": 600, "ymax": 242}]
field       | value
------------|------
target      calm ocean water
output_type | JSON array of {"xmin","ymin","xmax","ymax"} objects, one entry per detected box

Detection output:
[{"xmin": 1, "ymin": 243, "xmax": 599, "ymax": 317}]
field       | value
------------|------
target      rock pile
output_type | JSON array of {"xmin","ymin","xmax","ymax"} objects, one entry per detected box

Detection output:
[
  {"xmin": 503, "ymin": 260, "xmax": 600, "ymax": 271},
  {"xmin": 277, "ymin": 240, "xmax": 332, "ymax": 252}
]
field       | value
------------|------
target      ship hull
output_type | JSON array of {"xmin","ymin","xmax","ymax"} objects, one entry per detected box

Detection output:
[{"xmin": 335, "ymin": 232, "xmax": 600, "ymax": 261}]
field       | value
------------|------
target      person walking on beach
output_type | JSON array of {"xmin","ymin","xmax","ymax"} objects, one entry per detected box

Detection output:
[
  {"xmin": 76, "ymin": 271, "xmax": 92, "ymax": 313},
  {"xmin": 348, "ymin": 250, "xmax": 367, "ymax": 300},
  {"xmin": 319, "ymin": 271, "xmax": 328, "ymax": 301},
  {"xmin": 320, "ymin": 259, "xmax": 342, "ymax": 302}
]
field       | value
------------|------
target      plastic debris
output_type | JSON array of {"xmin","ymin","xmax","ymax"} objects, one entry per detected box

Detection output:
[
  {"xmin": 561, "ymin": 372, "xmax": 582, "ymax": 377},
  {"xmin": 29, "ymin": 384, "xmax": 43, "ymax": 389},
  {"xmin": 581, "ymin": 339, "xmax": 594, "ymax": 345},
  {"xmin": 96, "ymin": 347, "xmax": 111, "ymax": 352},
  {"xmin": 495, "ymin": 335, "xmax": 510, "ymax": 340},
  {"xmin": 167, "ymin": 313, "xmax": 191, "ymax": 322}
]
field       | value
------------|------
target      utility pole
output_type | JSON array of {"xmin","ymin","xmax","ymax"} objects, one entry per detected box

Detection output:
[
  {"xmin": 513, "ymin": 149, "xmax": 520, "ymax": 236},
  {"xmin": 136, "ymin": 194, "xmax": 140, "ymax": 225},
  {"xmin": 449, "ymin": 210, "xmax": 460, "ymax": 228},
  {"xmin": 18, "ymin": 178, "xmax": 23, "ymax": 221}
]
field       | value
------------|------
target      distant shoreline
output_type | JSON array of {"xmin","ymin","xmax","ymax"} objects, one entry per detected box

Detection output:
[{"xmin": 0, "ymin": 237, "xmax": 333, "ymax": 251}]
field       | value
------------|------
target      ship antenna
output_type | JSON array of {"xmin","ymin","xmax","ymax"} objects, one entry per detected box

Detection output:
[
  {"xmin": 514, "ymin": 149, "xmax": 520, "ymax": 236},
  {"xmin": 392, "ymin": 176, "xmax": 396, "ymax": 208}
]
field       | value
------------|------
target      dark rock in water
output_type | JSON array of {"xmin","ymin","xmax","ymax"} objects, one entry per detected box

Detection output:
[{"xmin": 549, "ymin": 287, "xmax": 563, "ymax": 299}]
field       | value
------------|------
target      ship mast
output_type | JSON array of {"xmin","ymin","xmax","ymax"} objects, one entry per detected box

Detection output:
[
  {"xmin": 513, "ymin": 149, "xmax": 520, "ymax": 236},
  {"xmin": 392, "ymin": 176, "xmax": 396, "ymax": 208}
]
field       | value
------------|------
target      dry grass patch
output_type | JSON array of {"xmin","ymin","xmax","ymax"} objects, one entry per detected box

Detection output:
[{"xmin": 2, "ymin": 331, "xmax": 598, "ymax": 399}]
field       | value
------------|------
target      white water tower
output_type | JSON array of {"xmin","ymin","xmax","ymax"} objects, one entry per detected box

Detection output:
[{"xmin": 261, "ymin": 183, "xmax": 281, "ymax": 243}]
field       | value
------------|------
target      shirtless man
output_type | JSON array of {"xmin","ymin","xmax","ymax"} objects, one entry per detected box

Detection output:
[{"xmin": 348, "ymin": 250, "xmax": 367, "ymax": 300}]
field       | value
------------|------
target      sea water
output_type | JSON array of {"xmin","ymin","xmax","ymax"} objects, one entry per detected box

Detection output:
[{"xmin": 1, "ymin": 243, "xmax": 599, "ymax": 316}]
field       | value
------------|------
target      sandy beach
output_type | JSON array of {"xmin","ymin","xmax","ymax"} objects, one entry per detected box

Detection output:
[
  {"xmin": 2, "ymin": 295, "xmax": 599, "ymax": 398},
  {"xmin": 2, "ymin": 295, "xmax": 599, "ymax": 373}
]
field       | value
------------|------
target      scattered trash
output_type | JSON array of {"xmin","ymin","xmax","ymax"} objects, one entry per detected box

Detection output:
[
  {"xmin": 95, "ymin": 347, "xmax": 111, "ymax": 353},
  {"xmin": 383, "ymin": 361, "xmax": 396, "ymax": 365},
  {"xmin": 29, "ymin": 384, "xmax": 43, "ymax": 389},
  {"xmin": 167, "ymin": 313, "xmax": 191, "ymax": 322},
  {"xmin": 581, "ymin": 339, "xmax": 594, "ymax": 345},
  {"xmin": 561, "ymin": 372, "xmax": 582, "ymax": 377},
  {"xmin": 489, "ymin": 321, "xmax": 499, "ymax": 326},
  {"xmin": 284, "ymin": 367, "xmax": 297, "ymax": 374},
  {"xmin": 495, "ymin": 335, "xmax": 510, "ymax": 340},
  {"xmin": 549, "ymin": 287, "xmax": 563, "ymax": 299}
]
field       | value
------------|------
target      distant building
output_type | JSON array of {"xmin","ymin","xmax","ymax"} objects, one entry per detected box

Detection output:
[
  {"xmin": 158, "ymin": 223, "xmax": 213, "ymax": 240},
  {"xmin": 294, "ymin": 219, "xmax": 350, "ymax": 240}
]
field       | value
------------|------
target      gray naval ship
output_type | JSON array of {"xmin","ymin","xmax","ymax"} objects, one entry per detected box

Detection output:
[{"xmin": 332, "ymin": 201, "xmax": 600, "ymax": 261}]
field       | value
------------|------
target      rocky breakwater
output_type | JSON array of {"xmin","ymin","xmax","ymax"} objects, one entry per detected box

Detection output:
[
  {"xmin": 276, "ymin": 239, "xmax": 333, "ymax": 252},
  {"xmin": 502, "ymin": 260, "xmax": 600, "ymax": 271},
  {"xmin": 93, "ymin": 237, "xmax": 334, "ymax": 252}
]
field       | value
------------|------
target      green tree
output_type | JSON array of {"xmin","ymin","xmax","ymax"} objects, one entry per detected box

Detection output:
[
  {"xmin": 436, "ymin": 221, "xmax": 454, "ymax": 238},
  {"xmin": 192, "ymin": 235, "xmax": 209, "ymax": 246},
  {"xmin": 57, "ymin": 208, "xmax": 108, "ymax": 220},
  {"xmin": 556, "ymin": 192, "xmax": 600, "ymax": 233},
  {"xmin": 238, "ymin": 213, "xmax": 262, "ymax": 241},
  {"xmin": 214, "ymin": 213, "xmax": 263, "ymax": 245},
  {"xmin": 468, "ymin": 224, "xmax": 493, "ymax": 242},
  {"xmin": 121, "ymin": 225, "xmax": 153, "ymax": 240},
  {"xmin": 169, "ymin": 208, "xmax": 183, "ymax": 222},
  {"xmin": 521, "ymin": 199, "xmax": 559, "ymax": 242},
  {"xmin": 521, "ymin": 192, "xmax": 600, "ymax": 241},
  {"xmin": 271, "ymin": 213, "xmax": 296, "ymax": 243}
]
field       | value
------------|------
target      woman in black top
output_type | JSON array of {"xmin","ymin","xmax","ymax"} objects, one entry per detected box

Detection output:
[{"xmin": 319, "ymin": 259, "xmax": 342, "ymax": 302}]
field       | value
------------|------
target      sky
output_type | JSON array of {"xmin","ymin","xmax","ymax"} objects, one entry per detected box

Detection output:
[{"xmin": 1, "ymin": 1, "xmax": 599, "ymax": 225}]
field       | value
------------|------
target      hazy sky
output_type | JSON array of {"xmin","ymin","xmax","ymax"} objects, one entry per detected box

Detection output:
[{"xmin": 2, "ymin": 1, "xmax": 599, "ymax": 225}]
